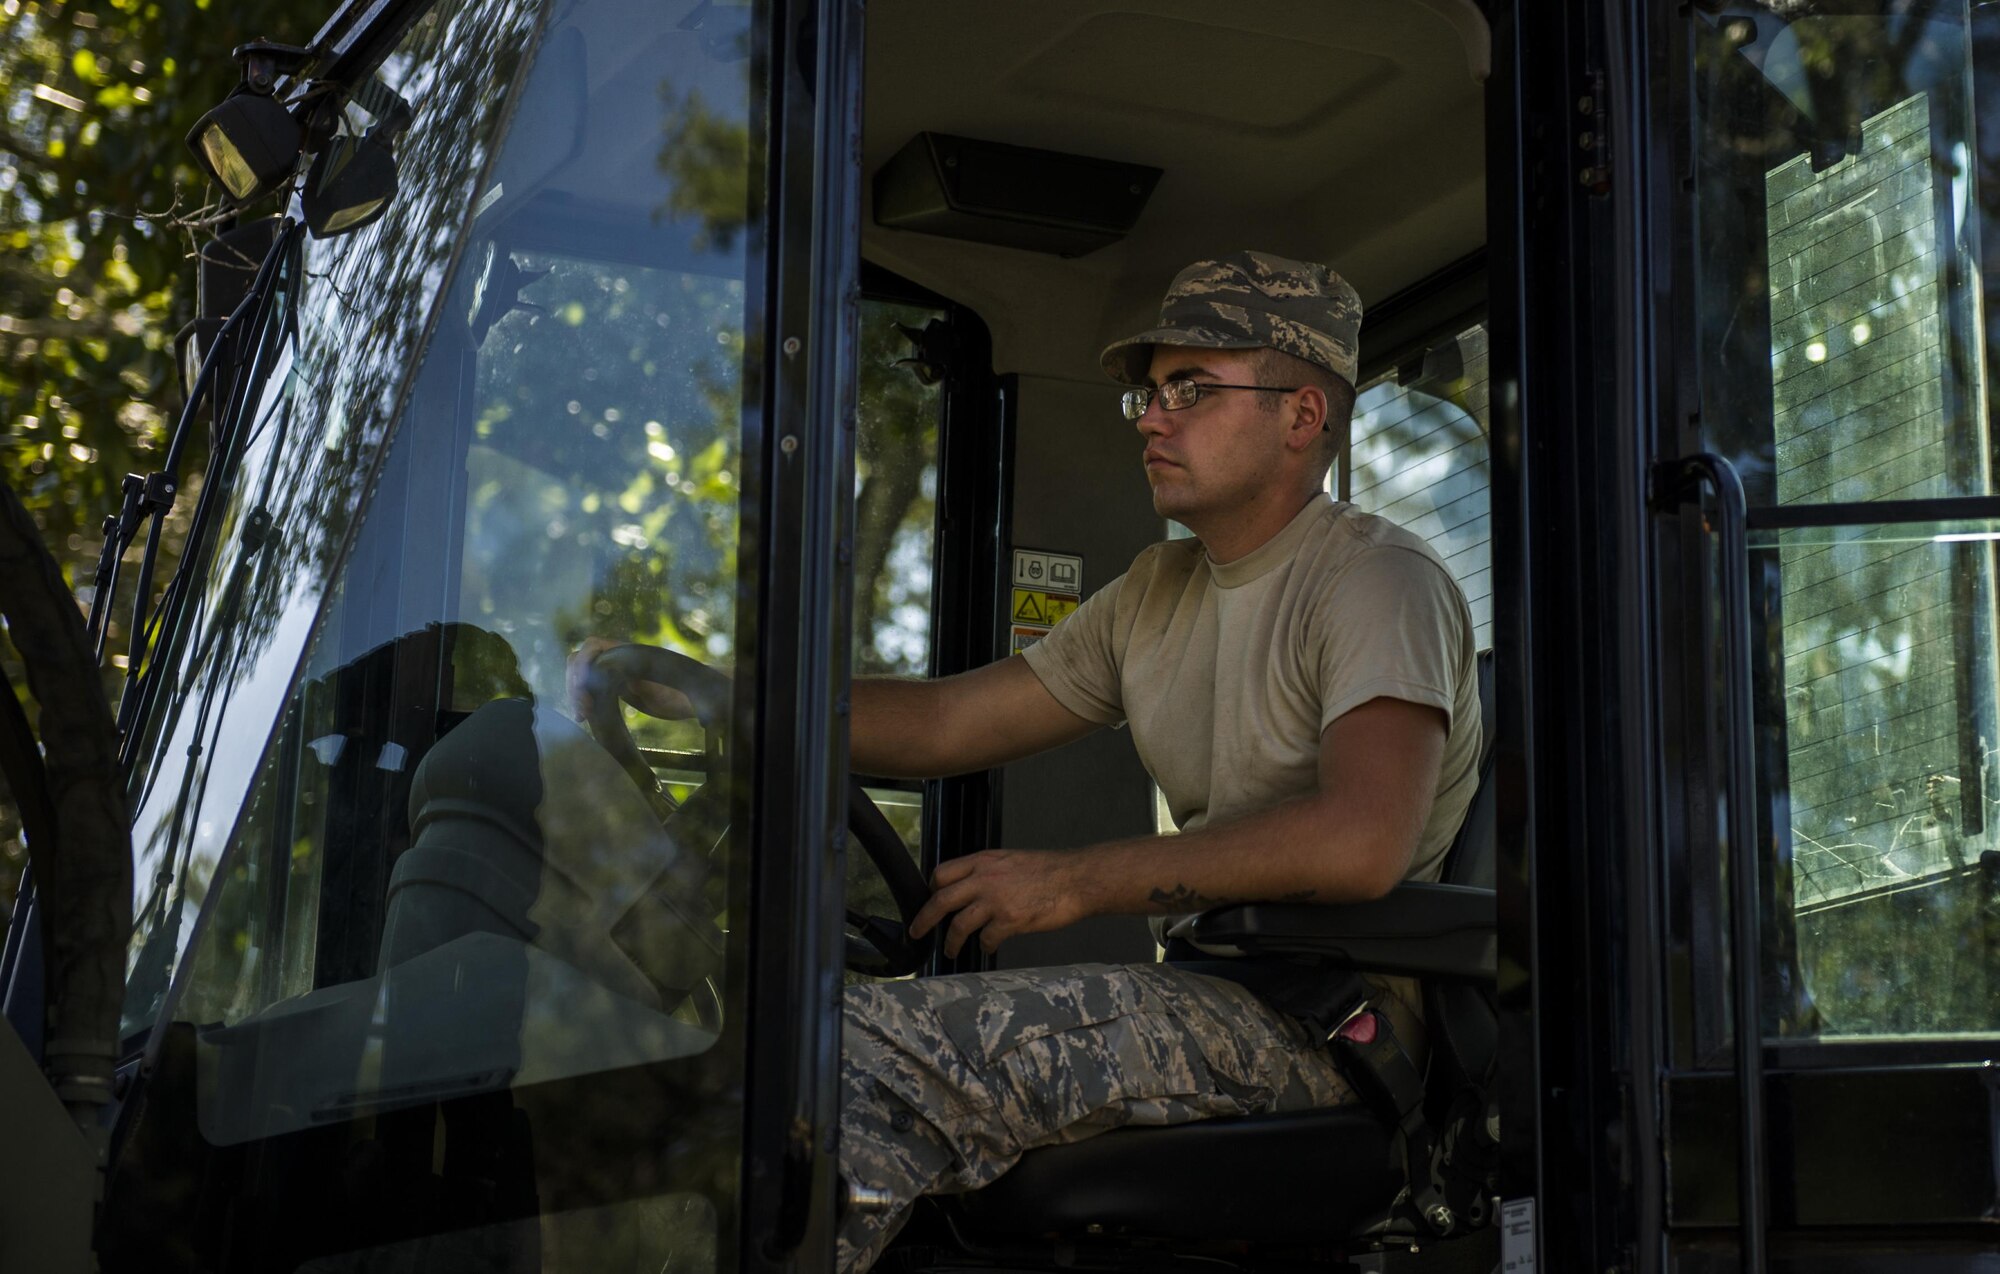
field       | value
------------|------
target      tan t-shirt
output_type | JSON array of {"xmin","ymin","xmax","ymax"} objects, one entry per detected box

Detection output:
[{"xmin": 1021, "ymin": 494, "xmax": 1481, "ymax": 904}]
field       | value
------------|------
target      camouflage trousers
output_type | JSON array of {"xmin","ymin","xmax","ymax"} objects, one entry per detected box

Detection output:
[{"xmin": 836, "ymin": 962, "xmax": 1361, "ymax": 1273}]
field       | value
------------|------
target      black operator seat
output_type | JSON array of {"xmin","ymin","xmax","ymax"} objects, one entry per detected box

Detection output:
[{"xmin": 943, "ymin": 649, "xmax": 1499, "ymax": 1248}]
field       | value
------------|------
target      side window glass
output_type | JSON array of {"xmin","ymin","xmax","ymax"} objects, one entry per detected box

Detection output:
[
  {"xmin": 853, "ymin": 301, "xmax": 944, "ymax": 679},
  {"xmin": 1760, "ymin": 100, "xmax": 1986, "ymax": 912},
  {"xmin": 846, "ymin": 299, "xmax": 944, "ymax": 940},
  {"xmin": 1690, "ymin": 6, "xmax": 1999, "ymax": 1039},
  {"xmin": 1342, "ymin": 322, "xmax": 1493, "ymax": 649}
]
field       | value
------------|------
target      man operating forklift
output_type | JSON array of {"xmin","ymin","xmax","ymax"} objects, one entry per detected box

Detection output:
[{"xmin": 576, "ymin": 250, "xmax": 1482, "ymax": 1270}]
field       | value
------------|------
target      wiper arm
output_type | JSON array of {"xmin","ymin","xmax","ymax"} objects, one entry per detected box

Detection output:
[
  {"xmin": 85, "ymin": 233, "xmax": 280, "ymax": 655},
  {"xmin": 122, "ymin": 342, "xmax": 304, "ymax": 1020},
  {"xmin": 121, "ymin": 502, "xmax": 281, "ymax": 1027},
  {"xmin": 86, "ymin": 219, "xmax": 303, "ymax": 760}
]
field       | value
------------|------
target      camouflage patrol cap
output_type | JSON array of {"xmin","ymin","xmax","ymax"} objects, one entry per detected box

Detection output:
[{"xmin": 1100, "ymin": 250, "xmax": 1362, "ymax": 388}]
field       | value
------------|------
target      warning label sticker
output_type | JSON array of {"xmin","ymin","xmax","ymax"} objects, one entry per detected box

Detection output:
[
  {"xmin": 1011, "ymin": 588, "xmax": 1079, "ymax": 627},
  {"xmin": 1500, "ymin": 1198, "xmax": 1536, "ymax": 1273},
  {"xmin": 1009, "ymin": 549, "xmax": 1082, "ymax": 654}
]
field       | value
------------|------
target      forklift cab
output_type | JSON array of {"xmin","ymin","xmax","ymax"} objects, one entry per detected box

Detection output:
[
  {"xmin": 7, "ymin": 1, "xmax": 2000, "ymax": 1272},
  {"xmin": 51, "ymin": 3, "xmax": 1498, "ymax": 1269}
]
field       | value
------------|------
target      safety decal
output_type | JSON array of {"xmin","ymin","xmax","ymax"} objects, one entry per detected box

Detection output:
[
  {"xmin": 1500, "ymin": 1198, "xmax": 1536, "ymax": 1273},
  {"xmin": 1009, "ymin": 548, "xmax": 1082, "ymax": 654}
]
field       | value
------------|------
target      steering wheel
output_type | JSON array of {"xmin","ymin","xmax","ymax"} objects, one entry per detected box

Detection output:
[{"xmin": 580, "ymin": 642, "xmax": 934, "ymax": 976}]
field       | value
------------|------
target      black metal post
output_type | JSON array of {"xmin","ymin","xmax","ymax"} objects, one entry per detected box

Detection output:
[{"xmin": 1658, "ymin": 452, "xmax": 1766, "ymax": 1273}]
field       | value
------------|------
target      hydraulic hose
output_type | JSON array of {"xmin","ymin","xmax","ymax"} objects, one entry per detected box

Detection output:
[{"xmin": 0, "ymin": 475, "xmax": 131, "ymax": 1166}]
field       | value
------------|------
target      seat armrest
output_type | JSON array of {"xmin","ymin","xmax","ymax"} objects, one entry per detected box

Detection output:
[{"xmin": 1180, "ymin": 882, "xmax": 1495, "ymax": 983}]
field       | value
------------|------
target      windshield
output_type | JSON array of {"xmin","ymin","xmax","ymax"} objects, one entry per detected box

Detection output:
[{"xmin": 112, "ymin": 0, "xmax": 771, "ymax": 1267}]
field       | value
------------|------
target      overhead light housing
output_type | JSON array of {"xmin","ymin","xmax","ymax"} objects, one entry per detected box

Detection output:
[
  {"xmin": 302, "ymin": 126, "xmax": 400, "ymax": 238},
  {"xmin": 872, "ymin": 132, "xmax": 1162, "ymax": 258},
  {"xmin": 187, "ymin": 93, "xmax": 304, "ymax": 204}
]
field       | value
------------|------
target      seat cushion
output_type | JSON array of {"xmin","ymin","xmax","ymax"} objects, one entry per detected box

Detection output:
[{"xmin": 945, "ymin": 1105, "xmax": 1399, "ymax": 1244}]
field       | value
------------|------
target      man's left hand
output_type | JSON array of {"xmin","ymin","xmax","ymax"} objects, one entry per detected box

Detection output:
[{"xmin": 909, "ymin": 849, "xmax": 1091, "ymax": 957}]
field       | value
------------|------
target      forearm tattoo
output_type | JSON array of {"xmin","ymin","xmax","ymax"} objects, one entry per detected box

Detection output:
[
  {"xmin": 1147, "ymin": 883, "xmax": 1222, "ymax": 910},
  {"xmin": 1146, "ymin": 883, "xmax": 1321, "ymax": 910}
]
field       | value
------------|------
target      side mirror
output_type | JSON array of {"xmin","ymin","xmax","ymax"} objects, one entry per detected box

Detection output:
[
  {"xmin": 198, "ymin": 217, "xmax": 283, "ymax": 321},
  {"xmin": 173, "ymin": 319, "xmax": 224, "ymax": 416},
  {"xmin": 175, "ymin": 218, "xmax": 284, "ymax": 427}
]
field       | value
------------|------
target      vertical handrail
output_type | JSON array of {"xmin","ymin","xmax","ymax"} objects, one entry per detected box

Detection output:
[{"xmin": 1657, "ymin": 452, "xmax": 1765, "ymax": 1272}]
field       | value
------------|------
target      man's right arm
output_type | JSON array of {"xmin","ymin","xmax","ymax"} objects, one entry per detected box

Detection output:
[{"xmin": 851, "ymin": 655, "xmax": 1099, "ymax": 780}]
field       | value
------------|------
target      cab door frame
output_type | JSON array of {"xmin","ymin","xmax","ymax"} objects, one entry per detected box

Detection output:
[
  {"xmin": 1490, "ymin": 0, "xmax": 1674, "ymax": 1270},
  {"xmin": 742, "ymin": 0, "xmax": 870, "ymax": 1266}
]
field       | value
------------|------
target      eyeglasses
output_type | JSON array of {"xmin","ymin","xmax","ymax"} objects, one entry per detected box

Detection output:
[{"xmin": 1120, "ymin": 378, "xmax": 1300, "ymax": 421}]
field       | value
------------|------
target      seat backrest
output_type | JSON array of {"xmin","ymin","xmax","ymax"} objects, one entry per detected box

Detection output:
[
  {"xmin": 1440, "ymin": 648, "xmax": 1497, "ymax": 890},
  {"xmin": 1425, "ymin": 648, "xmax": 1498, "ymax": 1130}
]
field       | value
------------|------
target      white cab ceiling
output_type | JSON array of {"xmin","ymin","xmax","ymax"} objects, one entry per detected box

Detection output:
[{"xmin": 862, "ymin": 1, "xmax": 1487, "ymax": 382}]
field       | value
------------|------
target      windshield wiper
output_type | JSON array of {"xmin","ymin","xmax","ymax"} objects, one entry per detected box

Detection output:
[
  {"xmin": 114, "ymin": 222, "xmax": 304, "ymax": 1028},
  {"xmin": 86, "ymin": 230, "xmax": 276, "ymax": 657},
  {"xmin": 120, "ymin": 498, "xmax": 283, "ymax": 1027},
  {"xmin": 85, "ymin": 219, "xmax": 303, "ymax": 767}
]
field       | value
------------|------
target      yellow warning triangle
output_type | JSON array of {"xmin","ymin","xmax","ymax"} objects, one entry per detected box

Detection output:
[{"xmin": 1014, "ymin": 591, "xmax": 1046, "ymax": 623}]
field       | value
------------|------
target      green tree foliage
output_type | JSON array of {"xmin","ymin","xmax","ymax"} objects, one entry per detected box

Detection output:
[
  {"xmin": 1, "ymin": 0, "xmax": 318, "ymax": 924},
  {"xmin": 0, "ymin": 1, "xmax": 945, "ymax": 975},
  {"xmin": 853, "ymin": 302, "xmax": 941, "ymax": 679}
]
